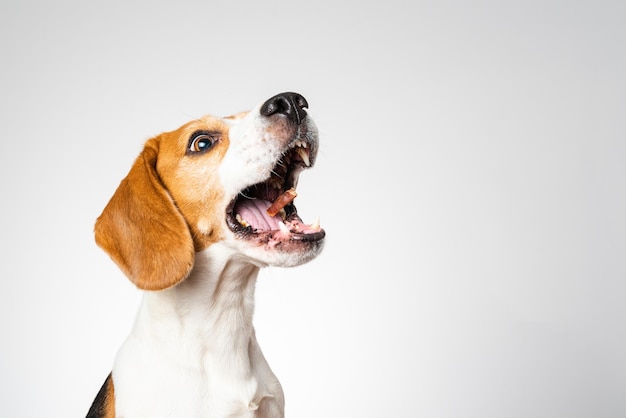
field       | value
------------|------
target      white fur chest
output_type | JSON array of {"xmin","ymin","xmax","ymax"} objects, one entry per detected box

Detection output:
[{"xmin": 111, "ymin": 246, "xmax": 285, "ymax": 418}]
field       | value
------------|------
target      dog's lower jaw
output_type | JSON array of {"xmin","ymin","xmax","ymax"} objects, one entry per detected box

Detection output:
[{"xmin": 112, "ymin": 244, "xmax": 285, "ymax": 418}]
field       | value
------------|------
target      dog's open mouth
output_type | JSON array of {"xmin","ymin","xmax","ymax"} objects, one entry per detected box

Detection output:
[{"xmin": 226, "ymin": 140, "xmax": 325, "ymax": 245}]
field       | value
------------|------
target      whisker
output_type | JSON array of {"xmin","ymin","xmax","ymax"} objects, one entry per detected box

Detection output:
[
  {"xmin": 238, "ymin": 190, "xmax": 256, "ymax": 199},
  {"xmin": 182, "ymin": 112, "xmax": 203, "ymax": 122}
]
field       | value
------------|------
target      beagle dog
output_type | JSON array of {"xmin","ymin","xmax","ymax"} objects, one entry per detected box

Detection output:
[{"xmin": 86, "ymin": 92, "xmax": 325, "ymax": 418}]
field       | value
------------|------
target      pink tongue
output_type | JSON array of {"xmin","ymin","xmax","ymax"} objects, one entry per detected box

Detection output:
[{"xmin": 235, "ymin": 199, "xmax": 281, "ymax": 231}]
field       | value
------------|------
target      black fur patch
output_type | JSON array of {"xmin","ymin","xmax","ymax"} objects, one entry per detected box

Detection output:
[{"xmin": 86, "ymin": 373, "xmax": 113, "ymax": 418}]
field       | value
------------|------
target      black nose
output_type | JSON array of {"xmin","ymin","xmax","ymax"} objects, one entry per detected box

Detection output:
[{"xmin": 260, "ymin": 92, "xmax": 309, "ymax": 124}]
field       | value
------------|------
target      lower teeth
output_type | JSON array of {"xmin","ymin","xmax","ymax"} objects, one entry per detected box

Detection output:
[
  {"xmin": 235, "ymin": 213, "xmax": 250, "ymax": 228},
  {"xmin": 278, "ymin": 221, "xmax": 290, "ymax": 234}
]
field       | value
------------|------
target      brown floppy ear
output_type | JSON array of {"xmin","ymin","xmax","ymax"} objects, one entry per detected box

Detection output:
[{"xmin": 94, "ymin": 137, "xmax": 194, "ymax": 290}]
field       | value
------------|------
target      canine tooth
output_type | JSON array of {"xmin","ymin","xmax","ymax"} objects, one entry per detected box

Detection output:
[
  {"xmin": 312, "ymin": 215, "xmax": 320, "ymax": 229},
  {"xmin": 296, "ymin": 147, "xmax": 310, "ymax": 166},
  {"xmin": 278, "ymin": 220, "xmax": 290, "ymax": 234}
]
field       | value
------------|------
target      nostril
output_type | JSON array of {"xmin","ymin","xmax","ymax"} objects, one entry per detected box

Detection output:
[{"xmin": 261, "ymin": 92, "xmax": 308, "ymax": 124}]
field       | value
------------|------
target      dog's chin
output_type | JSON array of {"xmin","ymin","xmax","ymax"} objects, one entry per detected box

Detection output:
[{"xmin": 225, "ymin": 231, "xmax": 325, "ymax": 268}]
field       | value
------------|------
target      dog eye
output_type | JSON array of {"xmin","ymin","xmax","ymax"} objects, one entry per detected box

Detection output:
[{"xmin": 188, "ymin": 132, "xmax": 218, "ymax": 154}]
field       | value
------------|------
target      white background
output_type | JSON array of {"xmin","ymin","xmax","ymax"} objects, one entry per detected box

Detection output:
[{"xmin": 1, "ymin": 1, "xmax": 624, "ymax": 417}]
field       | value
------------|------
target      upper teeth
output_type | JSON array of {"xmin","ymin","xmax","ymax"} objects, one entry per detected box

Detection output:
[
  {"xmin": 291, "ymin": 140, "xmax": 311, "ymax": 167},
  {"xmin": 296, "ymin": 147, "xmax": 310, "ymax": 167}
]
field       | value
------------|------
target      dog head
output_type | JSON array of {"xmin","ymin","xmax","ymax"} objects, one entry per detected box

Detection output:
[{"xmin": 95, "ymin": 92, "xmax": 325, "ymax": 290}]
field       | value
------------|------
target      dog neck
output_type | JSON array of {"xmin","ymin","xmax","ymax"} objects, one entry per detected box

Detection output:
[
  {"xmin": 136, "ymin": 243, "xmax": 261, "ymax": 365},
  {"xmin": 117, "ymin": 243, "xmax": 284, "ymax": 416}
]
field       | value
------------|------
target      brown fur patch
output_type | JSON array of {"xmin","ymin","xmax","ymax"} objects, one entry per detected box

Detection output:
[
  {"xmin": 94, "ymin": 116, "xmax": 230, "ymax": 290},
  {"xmin": 155, "ymin": 117, "xmax": 230, "ymax": 251}
]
